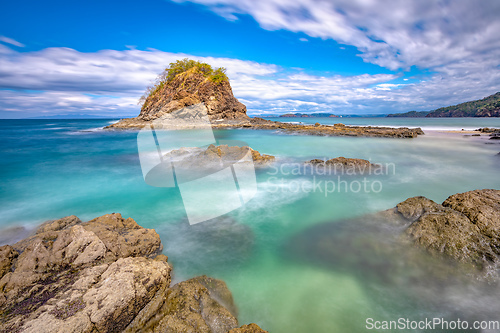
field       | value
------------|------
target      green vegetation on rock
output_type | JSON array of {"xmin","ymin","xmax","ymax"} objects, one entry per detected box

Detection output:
[
  {"xmin": 427, "ymin": 91, "xmax": 500, "ymax": 117},
  {"xmin": 140, "ymin": 58, "xmax": 228, "ymax": 104},
  {"xmin": 387, "ymin": 110, "xmax": 430, "ymax": 118},
  {"xmin": 388, "ymin": 92, "xmax": 500, "ymax": 117}
]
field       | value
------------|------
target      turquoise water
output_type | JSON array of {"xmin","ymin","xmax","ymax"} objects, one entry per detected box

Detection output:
[{"xmin": 1, "ymin": 118, "xmax": 500, "ymax": 332}]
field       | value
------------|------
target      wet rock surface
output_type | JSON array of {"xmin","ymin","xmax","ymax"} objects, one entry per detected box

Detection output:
[
  {"xmin": 399, "ymin": 190, "xmax": 500, "ymax": 270},
  {"xmin": 0, "ymin": 214, "xmax": 266, "ymax": 333}
]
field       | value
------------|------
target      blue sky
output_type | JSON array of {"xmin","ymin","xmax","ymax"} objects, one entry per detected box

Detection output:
[{"xmin": 1, "ymin": 0, "xmax": 500, "ymax": 117}]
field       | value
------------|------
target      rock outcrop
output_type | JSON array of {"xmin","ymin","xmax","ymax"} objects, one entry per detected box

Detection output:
[
  {"xmin": 110, "ymin": 66, "xmax": 248, "ymax": 130},
  {"xmin": 0, "ymin": 214, "xmax": 266, "ymax": 333},
  {"xmin": 108, "ymin": 115, "xmax": 424, "ymax": 138},
  {"xmin": 399, "ymin": 190, "xmax": 500, "ymax": 270},
  {"xmin": 476, "ymin": 127, "xmax": 500, "ymax": 134},
  {"xmin": 240, "ymin": 118, "xmax": 424, "ymax": 138}
]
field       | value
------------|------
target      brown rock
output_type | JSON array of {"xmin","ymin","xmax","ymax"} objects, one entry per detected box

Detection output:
[
  {"xmin": 107, "ymin": 108, "xmax": 424, "ymax": 139},
  {"xmin": 396, "ymin": 196, "xmax": 444, "ymax": 221},
  {"xmin": 36, "ymin": 215, "xmax": 81, "ymax": 234},
  {"xmin": 404, "ymin": 205, "xmax": 491, "ymax": 265},
  {"xmin": 110, "ymin": 69, "xmax": 248, "ymax": 129},
  {"xmin": 82, "ymin": 213, "xmax": 163, "ymax": 260},
  {"xmin": 0, "ymin": 214, "xmax": 266, "ymax": 333},
  {"xmin": 399, "ymin": 190, "xmax": 500, "ymax": 270},
  {"xmin": 228, "ymin": 323, "xmax": 269, "ymax": 333},
  {"xmin": 0, "ymin": 245, "xmax": 17, "ymax": 279},
  {"xmin": 125, "ymin": 275, "xmax": 239, "ymax": 333},
  {"xmin": 443, "ymin": 189, "xmax": 500, "ymax": 251}
]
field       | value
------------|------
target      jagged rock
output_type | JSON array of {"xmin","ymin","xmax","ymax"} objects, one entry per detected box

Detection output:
[
  {"xmin": 0, "ymin": 245, "xmax": 17, "ymax": 280},
  {"xmin": 109, "ymin": 68, "xmax": 247, "ymax": 131},
  {"xmin": 228, "ymin": 324, "xmax": 269, "ymax": 333},
  {"xmin": 443, "ymin": 189, "xmax": 500, "ymax": 251},
  {"xmin": 0, "ymin": 214, "xmax": 265, "ymax": 333},
  {"xmin": 476, "ymin": 127, "xmax": 500, "ymax": 133},
  {"xmin": 126, "ymin": 276, "xmax": 238, "ymax": 333},
  {"xmin": 398, "ymin": 190, "xmax": 500, "ymax": 270},
  {"xmin": 243, "ymin": 118, "xmax": 424, "ymax": 138},
  {"xmin": 396, "ymin": 196, "xmax": 444, "ymax": 221}
]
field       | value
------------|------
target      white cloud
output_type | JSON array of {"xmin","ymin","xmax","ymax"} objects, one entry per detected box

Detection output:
[
  {"xmin": 174, "ymin": 0, "xmax": 500, "ymax": 72},
  {"xmin": 1, "ymin": 44, "xmax": 500, "ymax": 116},
  {"xmin": 0, "ymin": 36, "xmax": 25, "ymax": 47},
  {"xmin": 299, "ymin": 38, "xmax": 308, "ymax": 42}
]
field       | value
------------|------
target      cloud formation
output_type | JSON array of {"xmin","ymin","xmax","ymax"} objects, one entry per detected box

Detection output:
[
  {"xmin": 174, "ymin": 0, "xmax": 500, "ymax": 71},
  {"xmin": 0, "ymin": 36, "xmax": 25, "ymax": 48},
  {"xmin": 1, "ymin": 41, "xmax": 500, "ymax": 116}
]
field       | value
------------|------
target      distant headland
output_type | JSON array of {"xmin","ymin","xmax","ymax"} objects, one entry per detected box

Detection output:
[
  {"xmin": 388, "ymin": 91, "xmax": 500, "ymax": 117},
  {"xmin": 279, "ymin": 113, "xmax": 339, "ymax": 118}
]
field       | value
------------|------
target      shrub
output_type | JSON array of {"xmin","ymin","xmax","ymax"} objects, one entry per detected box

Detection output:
[{"xmin": 139, "ymin": 58, "xmax": 228, "ymax": 105}]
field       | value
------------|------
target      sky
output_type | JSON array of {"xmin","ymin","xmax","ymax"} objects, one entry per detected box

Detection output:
[{"xmin": 1, "ymin": 0, "xmax": 500, "ymax": 118}]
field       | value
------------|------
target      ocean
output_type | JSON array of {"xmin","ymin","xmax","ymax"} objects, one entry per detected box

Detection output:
[{"xmin": 1, "ymin": 117, "xmax": 500, "ymax": 332}]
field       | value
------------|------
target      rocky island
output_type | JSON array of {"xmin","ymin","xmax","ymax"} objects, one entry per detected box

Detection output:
[
  {"xmin": 107, "ymin": 59, "xmax": 423, "ymax": 138},
  {"xmin": 0, "ymin": 214, "xmax": 267, "ymax": 333}
]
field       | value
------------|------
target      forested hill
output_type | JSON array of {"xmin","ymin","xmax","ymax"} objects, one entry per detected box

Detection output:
[{"xmin": 387, "ymin": 92, "xmax": 500, "ymax": 117}]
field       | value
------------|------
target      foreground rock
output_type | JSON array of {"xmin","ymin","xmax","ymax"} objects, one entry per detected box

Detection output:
[
  {"xmin": 400, "ymin": 189, "xmax": 500, "ymax": 270},
  {"xmin": 305, "ymin": 157, "xmax": 382, "ymax": 175},
  {"xmin": 0, "ymin": 214, "xmax": 265, "ymax": 333}
]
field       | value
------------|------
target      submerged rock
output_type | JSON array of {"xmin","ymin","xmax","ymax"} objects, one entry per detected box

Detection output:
[
  {"xmin": 476, "ymin": 127, "xmax": 500, "ymax": 133},
  {"xmin": 305, "ymin": 157, "xmax": 382, "ymax": 175},
  {"xmin": 0, "ymin": 214, "xmax": 266, "ymax": 333},
  {"xmin": 165, "ymin": 144, "xmax": 275, "ymax": 169}
]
